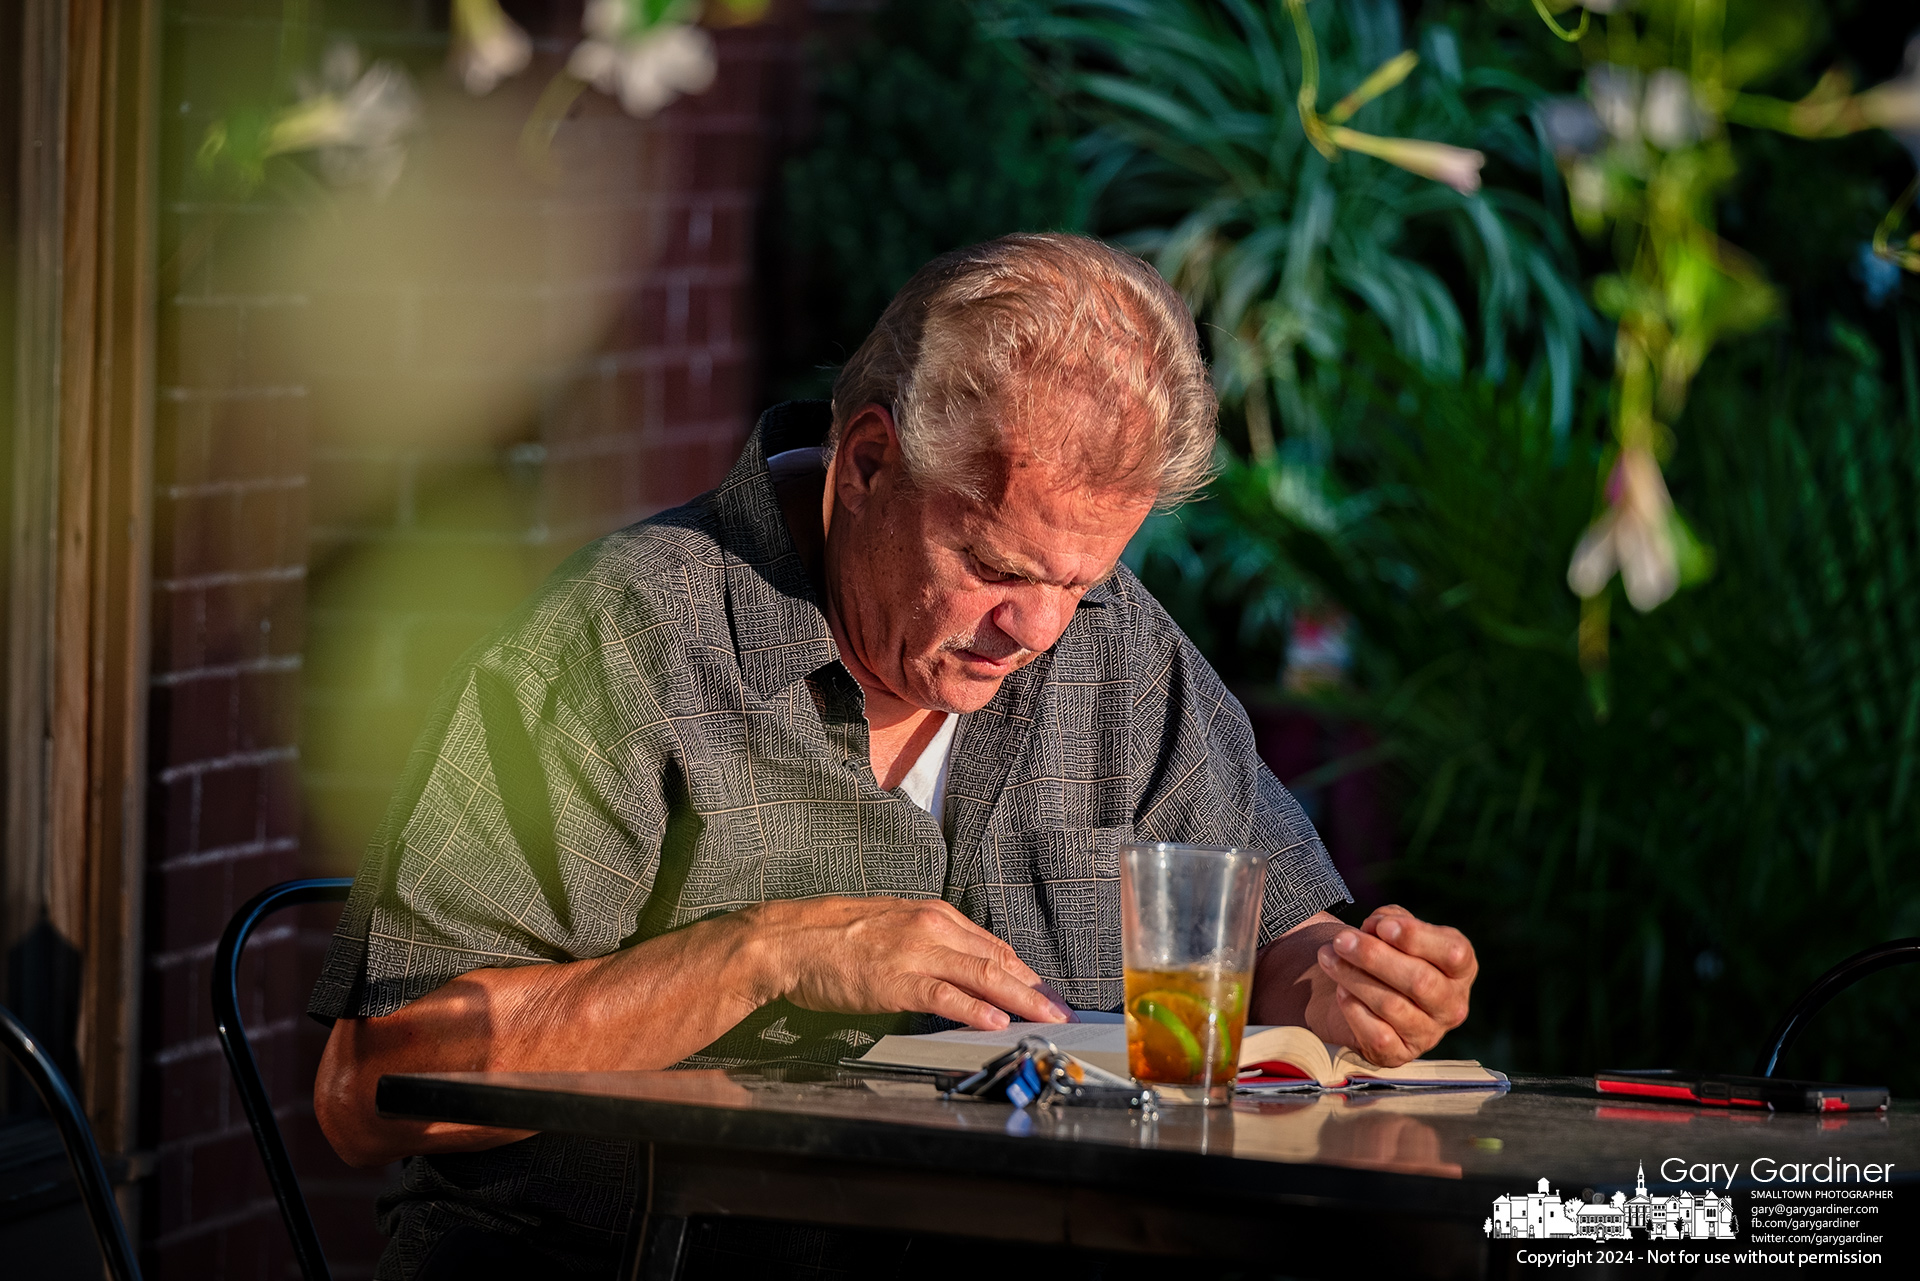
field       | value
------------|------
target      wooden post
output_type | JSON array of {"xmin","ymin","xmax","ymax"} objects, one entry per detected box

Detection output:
[{"xmin": 4, "ymin": 0, "xmax": 157, "ymax": 1168}]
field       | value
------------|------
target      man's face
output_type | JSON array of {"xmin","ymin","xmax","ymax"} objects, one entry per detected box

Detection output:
[{"xmin": 823, "ymin": 404, "xmax": 1154, "ymax": 715}]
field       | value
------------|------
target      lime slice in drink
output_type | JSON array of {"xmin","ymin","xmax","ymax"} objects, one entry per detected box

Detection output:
[{"xmin": 1131, "ymin": 990, "xmax": 1207, "ymax": 1077}]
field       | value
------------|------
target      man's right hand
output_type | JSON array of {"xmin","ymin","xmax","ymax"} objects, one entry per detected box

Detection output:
[{"xmin": 742, "ymin": 896, "xmax": 1070, "ymax": 1030}]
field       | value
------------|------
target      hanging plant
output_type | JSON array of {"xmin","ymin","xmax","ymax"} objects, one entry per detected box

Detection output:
[
  {"xmin": 1519, "ymin": 0, "xmax": 1920, "ymax": 709},
  {"xmin": 197, "ymin": 41, "xmax": 421, "ymax": 197},
  {"xmin": 450, "ymin": 0, "xmax": 534, "ymax": 96}
]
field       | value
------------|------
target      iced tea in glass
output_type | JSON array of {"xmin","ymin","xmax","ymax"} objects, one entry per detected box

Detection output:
[{"xmin": 1119, "ymin": 843, "xmax": 1266, "ymax": 1104}]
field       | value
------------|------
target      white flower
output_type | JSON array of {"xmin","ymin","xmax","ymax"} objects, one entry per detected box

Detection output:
[
  {"xmin": 1856, "ymin": 34, "xmax": 1920, "ymax": 166},
  {"xmin": 1567, "ymin": 448, "xmax": 1680, "ymax": 612},
  {"xmin": 1641, "ymin": 69, "xmax": 1706, "ymax": 150},
  {"xmin": 275, "ymin": 44, "xmax": 420, "ymax": 196},
  {"xmin": 451, "ymin": 0, "xmax": 532, "ymax": 97},
  {"xmin": 1587, "ymin": 65, "xmax": 1643, "ymax": 145},
  {"xmin": 569, "ymin": 20, "xmax": 716, "ymax": 119},
  {"xmin": 1325, "ymin": 126, "xmax": 1486, "ymax": 194}
]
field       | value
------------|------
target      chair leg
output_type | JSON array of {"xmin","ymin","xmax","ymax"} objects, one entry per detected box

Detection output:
[{"xmin": 621, "ymin": 1213, "xmax": 689, "ymax": 1281}]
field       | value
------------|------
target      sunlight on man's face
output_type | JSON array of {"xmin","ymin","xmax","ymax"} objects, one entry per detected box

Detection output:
[{"xmin": 827, "ymin": 412, "xmax": 1155, "ymax": 715}]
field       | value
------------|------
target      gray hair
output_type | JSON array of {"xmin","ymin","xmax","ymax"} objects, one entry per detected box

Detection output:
[{"xmin": 829, "ymin": 233, "xmax": 1217, "ymax": 510}]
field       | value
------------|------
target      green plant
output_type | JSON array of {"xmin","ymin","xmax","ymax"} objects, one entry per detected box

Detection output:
[
  {"xmin": 774, "ymin": 0, "xmax": 1088, "ymax": 398},
  {"xmin": 1507, "ymin": 0, "xmax": 1920, "ymax": 698},
  {"xmin": 995, "ymin": 0, "xmax": 1597, "ymax": 466},
  {"xmin": 1218, "ymin": 325, "xmax": 1920, "ymax": 1090}
]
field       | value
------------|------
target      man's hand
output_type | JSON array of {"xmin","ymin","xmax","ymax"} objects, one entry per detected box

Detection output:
[
  {"xmin": 316, "ymin": 892, "xmax": 1065, "ymax": 1167},
  {"xmin": 745, "ymin": 896, "xmax": 1069, "ymax": 1030},
  {"xmin": 1314, "ymin": 904, "xmax": 1476, "ymax": 1066}
]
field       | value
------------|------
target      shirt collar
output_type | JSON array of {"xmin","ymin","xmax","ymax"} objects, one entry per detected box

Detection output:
[{"xmin": 714, "ymin": 401, "xmax": 842, "ymax": 697}]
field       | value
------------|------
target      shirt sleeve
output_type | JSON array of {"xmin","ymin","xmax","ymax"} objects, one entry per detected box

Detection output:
[
  {"xmin": 1117, "ymin": 567, "xmax": 1351, "ymax": 945},
  {"xmin": 309, "ymin": 573, "xmax": 678, "ymax": 1023}
]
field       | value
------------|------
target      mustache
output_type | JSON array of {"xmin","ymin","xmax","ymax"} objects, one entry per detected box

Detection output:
[{"xmin": 938, "ymin": 631, "xmax": 1032, "ymax": 664}]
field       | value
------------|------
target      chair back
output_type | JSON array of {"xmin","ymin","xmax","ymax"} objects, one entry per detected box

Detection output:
[
  {"xmin": 213, "ymin": 878, "xmax": 352, "ymax": 1281},
  {"xmin": 1756, "ymin": 937, "xmax": 1920, "ymax": 1077},
  {"xmin": 0, "ymin": 1002, "xmax": 143, "ymax": 1281}
]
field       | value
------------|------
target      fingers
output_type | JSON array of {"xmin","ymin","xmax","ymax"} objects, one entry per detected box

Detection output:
[
  {"xmin": 1336, "ymin": 987, "xmax": 1416, "ymax": 1068},
  {"xmin": 930, "ymin": 947, "xmax": 1068, "ymax": 1024},
  {"xmin": 773, "ymin": 895, "xmax": 1064, "ymax": 1025},
  {"xmin": 1324, "ymin": 930, "xmax": 1466, "ymax": 1029},
  {"xmin": 920, "ymin": 901, "xmax": 1047, "ymax": 988},
  {"xmin": 1318, "ymin": 946, "xmax": 1445, "ymax": 1051},
  {"xmin": 907, "ymin": 976, "xmax": 1013, "ymax": 1031},
  {"xmin": 1361, "ymin": 907, "xmax": 1477, "ymax": 979},
  {"xmin": 1034, "ymin": 980, "xmax": 1077, "ymax": 1022}
]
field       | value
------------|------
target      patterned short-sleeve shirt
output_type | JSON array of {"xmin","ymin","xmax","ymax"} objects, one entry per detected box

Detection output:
[{"xmin": 310, "ymin": 401, "xmax": 1347, "ymax": 1272}]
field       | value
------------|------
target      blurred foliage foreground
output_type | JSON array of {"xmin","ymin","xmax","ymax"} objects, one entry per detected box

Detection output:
[{"xmin": 783, "ymin": 0, "xmax": 1920, "ymax": 1090}]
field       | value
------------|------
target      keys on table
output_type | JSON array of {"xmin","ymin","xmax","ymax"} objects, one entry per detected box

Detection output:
[{"xmin": 947, "ymin": 1036, "xmax": 1155, "ymax": 1111}]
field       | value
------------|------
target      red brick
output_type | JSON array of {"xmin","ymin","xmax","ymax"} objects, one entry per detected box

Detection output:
[
  {"xmin": 159, "ymin": 398, "xmax": 213, "ymax": 488},
  {"xmin": 161, "ymin": 302, "xmax": 242, "ymax": 389},
  {"xmin": 207, "ymin": 395, "xmax": 303, "ymax": 484},
  {"xmin": 231, "ymin": 489, "xmax": 290, "ymax": 572},
  {"xmin": 154, "ymin": 774, "xmax": 198, "ymax": 862},
  {"xmin": 153, "ymin": 857, "xmax": 234, "ymax": 956},
  {"xmin": 149, "ymin": 1149, "xmax": 196, "ymax": 1239},
  {"xmin": 198, "ymin": 764, "xmax": 264, "ymax": 851},
  {"xmin": 235, "ymin": 668, "xmax": 296, "ymax": 751},
  {"xmin": 155, "ymin": 584, "xmax": 207, "ymax": 673},
  {"xmin": 263, "ymin": 754, "xmax": 302, "ymax": 842},
  {"xmin": 263, "ymin": 579, "xmax": 305, "ymax": 658},
  {"xmin": 687, "ymin": 128, "xmax": 764, "ymax": 194},
  {"xmin": 160, "ymin": 490, "xmax": 240, "ymax": 579},
  {"xmin": 151, "ymin": 953, "xmax": 204, "ymax": 1052},
  {"xmin": 156, "ymin": 1052, "xmax": 231, "ymax": 1143},
  {"xmin": 238, "ymin": 302, "xmax": 308, "ymax": 386},
  {"xmin": 159, "ymin": 674, "xmax": 240, "ymax": 768},
  {"xmin": 201, "ymin": 579, "xmax": 262, "ymax": 666}
]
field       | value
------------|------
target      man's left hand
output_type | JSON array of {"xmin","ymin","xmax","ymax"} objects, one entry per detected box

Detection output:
[{"xmin": 1315, "ymin": 905, "xmax": 1477, "ymax": 1067}]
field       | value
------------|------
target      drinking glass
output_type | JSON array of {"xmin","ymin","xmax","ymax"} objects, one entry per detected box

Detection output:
[{"xmin": 1119, "ymin": 842, "xmax": 1267, "ymax": 1104}]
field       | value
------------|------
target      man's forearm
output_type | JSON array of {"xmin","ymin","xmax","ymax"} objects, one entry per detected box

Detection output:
[
  {"xmin": 316, "ymin": 907, "xmax": 770, "ymax": 1168},
  {"xmin": 1249, "ymin": 912, "xmax": 1356, "ymax": 1042}
]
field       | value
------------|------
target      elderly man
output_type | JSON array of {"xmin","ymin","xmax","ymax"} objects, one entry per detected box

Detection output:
[{"xmin": 312, "ymin": 234, "xmax": 1477, "ymax": 1278}]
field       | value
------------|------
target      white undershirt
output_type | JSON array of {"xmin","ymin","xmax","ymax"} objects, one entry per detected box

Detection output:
[
  {"xmin": 896, "ymin": 712, "xmax": 958, "ymax": 819},
  {"xmin": 766, "ymin": 446, "xmax": 957, "ymax": 819}
]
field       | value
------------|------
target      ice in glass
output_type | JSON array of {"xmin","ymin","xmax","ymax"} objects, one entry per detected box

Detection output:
[{"xmin": 1119, "ymin": 843, "xmax": 1266, "ymax": 1104}]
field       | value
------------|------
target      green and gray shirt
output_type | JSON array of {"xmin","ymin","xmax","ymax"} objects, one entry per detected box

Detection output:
[{"xmin": 311, "ymin": 399, "xmax": 1346, "ymax": 1275}]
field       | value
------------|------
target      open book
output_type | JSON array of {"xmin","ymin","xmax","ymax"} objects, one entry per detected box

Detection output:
[
  {"xmin": 1236, "ymin": 1024, "xmax": 1503, "ymax": 1089},
  {"xmin": 853, "ymin": 1017, "xmax": 1505, "ymax": 1092}
]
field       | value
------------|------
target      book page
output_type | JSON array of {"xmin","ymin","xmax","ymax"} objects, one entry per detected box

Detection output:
[
  {"xmin": 860, "ymin": 1021, "xmax": 1503, "ymax": 1090},
  {"xmin": 858, "ymin": 1021, "xmax": 1133, "ymax": 1079},
  {"xmin": 1331, "ymin": 1045, "xmax": 1503, "ymax": 1086},
  {"xmin": 1236, "ymin": 1025, "xmax": 1338, "ymax": 1084}
]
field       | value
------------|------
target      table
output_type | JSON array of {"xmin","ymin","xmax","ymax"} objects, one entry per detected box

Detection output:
[{"xmin": 377, "ymin": 1067, "xmax": 1919, "ymax": 1279}]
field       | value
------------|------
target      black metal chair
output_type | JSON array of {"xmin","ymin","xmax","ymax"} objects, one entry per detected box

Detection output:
[
  {"xmin": 213, "ymin": 877, "xmax": 353, "ymax": 1281},
  {"xmin": 1755, "ymin": 936, "xmax": 1920, "ymax": 1078},
  {"xmin": 1, "ymin": 1002, "xmax": 143, "ymax": 1281}
]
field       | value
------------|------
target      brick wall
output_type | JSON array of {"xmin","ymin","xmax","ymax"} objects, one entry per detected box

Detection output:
[{"xmin": 142, "ymin": 2, "xmax": 806, "ymax": 1275}]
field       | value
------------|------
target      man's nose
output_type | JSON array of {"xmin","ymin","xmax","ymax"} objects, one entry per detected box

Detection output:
[{"xmin": 991, "ymin": 589, "xmax": 1078, "ymax": 655}]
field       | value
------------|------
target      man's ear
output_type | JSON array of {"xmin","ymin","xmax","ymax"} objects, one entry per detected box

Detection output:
[{"xmin": 830, "ymin": 404, "xmax": 900, "ymax": 517}]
